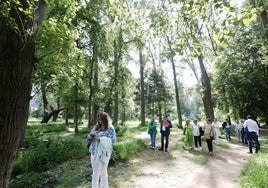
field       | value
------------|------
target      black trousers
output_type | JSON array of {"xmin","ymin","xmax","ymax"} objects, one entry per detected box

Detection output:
[
  {"xmin": 206, "ymin": 138, "xmax": 213, "ymax": 152},
  {"xmin": 248, "ymin": 132, "xmax": 260, "ymax": 153},
  {"xmin": 194, "ymin": 136, "xmax": 202, "ymax": 147},
  {"xmin": 160, "ymin": 132, "xmax": 170, "ymax": 150}
]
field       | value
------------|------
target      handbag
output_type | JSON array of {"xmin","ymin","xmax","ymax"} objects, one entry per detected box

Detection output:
[{"xmin": 199, "ymin": 127, "xmax": 204, "ymax": 136}]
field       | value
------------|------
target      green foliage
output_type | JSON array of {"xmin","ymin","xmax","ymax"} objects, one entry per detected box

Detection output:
[
  {"xmin": 25, "ymin": 122, "xmax": 67, "ymax": 137},
  {"xmin": 11, "ymin": 137, "xmax": 87, "ymax": 177},
  {"xmin": 0, "ymin": 0, "xmax": 37, "ymax": 31},
  {"xmin": 114, "ymin": 124, "xmax": 128, "ymax": 137},
  {"xmin": 54, "ymin": 160, "xmax": 91, "ymax": 188},
  {"xmin": 134, "ymin": 68, "xmax": 174, "ymax": 118},
  {"xmin": 110, "ymin": 139, "xmax": 147, "ymax": 164}
]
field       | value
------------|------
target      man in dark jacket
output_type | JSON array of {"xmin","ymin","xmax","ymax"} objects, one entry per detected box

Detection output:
[{"xmin": 159, "ymin": 115, "xmax": 172, "ymax": 152}]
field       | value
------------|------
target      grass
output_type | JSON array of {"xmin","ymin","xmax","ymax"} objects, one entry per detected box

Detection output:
[
  {"xmin": 9, "ymin": 119, "xmax": 148, "ymax": 187},
  {"xmin": 239, "ymin": 129, "xmax": 268, "ymax": 188},
  {"xmin": 9, "ymin": 118, "xmax": 268, "ymax": 187}
]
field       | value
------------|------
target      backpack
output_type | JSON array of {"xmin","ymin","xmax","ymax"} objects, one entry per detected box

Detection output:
[{"xmin": 199, "ymin": 126, "xmax": 204, "ymax": 136}]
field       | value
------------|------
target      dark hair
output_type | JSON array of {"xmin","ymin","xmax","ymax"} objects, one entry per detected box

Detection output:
[
  {"xmin": 247, "ymin": 115, "xmax": 252, "ymax": 119},
  {"xmin": 96, "ymin": 112, "xmax": 109, "ymax": 130},
  {"xmin": 207, "ymin": 118, "xmax": 212, "ymax": 122}
]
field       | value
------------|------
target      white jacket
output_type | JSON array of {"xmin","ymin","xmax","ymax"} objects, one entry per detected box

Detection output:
[{"xmin": 94, "ymin": 136, "xmax": 113, "ymax": 164}]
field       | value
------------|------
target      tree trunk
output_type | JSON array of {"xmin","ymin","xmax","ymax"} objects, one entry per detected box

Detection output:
[
  {"xmin": 198, "ymin": 56, "xmax": 214, "ymax": 120},
  {"xmin": 65, "ymin": 106, "xmax": 69, "ymax": 127},
  {"xmin": 52, "ymin": 99, "xmax": 61, "ymax": 121},
  {"xmin": 41, "ymin": 108, "xmax": 65, "ymax": 123},
  {"xmin": 0, "ymin": 0, "xmax": 45, "ymax": 186},
  {"xmin": 41, "ymin": 82, "xmax": 49, "ymax": 120},
  {"xmin": 112, "ymin": 32, "xmax": 123, "ymax": 126},
  {"xmin": 112, "ymin": 40, "xmax": 119, "ymax": 125},
  {"xmin": 74, "ymin": 83, "xmax": 79, "ymax": 135},
  {"xmin": 167, "ymin": 36, "xmax": 183, "ymax": 128},
  {"xmin": 139, "ymin": 48, "xmax": 146, "ymax": 126}
]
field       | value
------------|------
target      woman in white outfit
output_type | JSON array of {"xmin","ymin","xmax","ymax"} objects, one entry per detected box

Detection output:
[
  {"xmin": 212, "ymin": 118, "xmax": 220, "ymax": 144},
  {"xmin": 87, "ymin": 112, "xmax": 116, "ymax": 188}
]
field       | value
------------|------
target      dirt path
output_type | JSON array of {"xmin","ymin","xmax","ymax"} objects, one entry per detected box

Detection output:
[{"xmin": 110, "ymin": 130, "xmax": 250, "ymax": 188}]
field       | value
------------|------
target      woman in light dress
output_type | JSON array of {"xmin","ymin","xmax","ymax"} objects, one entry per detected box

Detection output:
[{"xmin": 212, "ymin": 118, "xmax": 220, "ymax": 144}]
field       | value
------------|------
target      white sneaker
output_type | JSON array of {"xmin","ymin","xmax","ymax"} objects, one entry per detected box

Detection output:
[
  {"xmin": 194, "ymin": 148, "xmax": 198, "ymax": 151},
  {"xmin": 199, "ymin": 147, "xmax": 203, "ymax": 151}
]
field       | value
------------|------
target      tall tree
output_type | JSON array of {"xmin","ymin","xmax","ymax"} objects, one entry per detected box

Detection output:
[
  {"xmin": 0, "ymin": 0, "xmax": 46, "ymax": 186},
  {"xmin": 139, "ymin": 48, "xmax": 146, "ymax": 126}
]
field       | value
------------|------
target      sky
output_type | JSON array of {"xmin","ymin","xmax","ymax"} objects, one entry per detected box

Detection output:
[{"xmin": 127, "ymin": 61, "xmax": 198, "ymax": 87}]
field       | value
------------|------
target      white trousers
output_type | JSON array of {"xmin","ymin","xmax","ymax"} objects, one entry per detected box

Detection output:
[{"xmin": 91, "ymin": 154, "xmax": 109, "ymax": 188}]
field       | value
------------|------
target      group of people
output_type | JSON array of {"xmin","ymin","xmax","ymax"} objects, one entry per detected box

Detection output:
[
  {"xmin": 147, "ymin": 116, "xmax": 219, "ymax": 155},
  {"xmin": 227, "ymin": 115, "xmax": 261, "ymax": 154},
  {"xmin": 85, "ymin": 112, "xmax": 260, "ymax": 187},
  {"xmin": 147, "ymin": 115, "xmax": 261, "ymax": 156},
  {"xmin": 182, "ymin": 118, "xmax": 219, "ymax": 155}
]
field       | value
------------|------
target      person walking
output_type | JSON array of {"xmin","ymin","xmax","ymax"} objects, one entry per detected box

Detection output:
[
  {"xmin": 241, "ymin": 119, "xmax": 248, "ymax": 146},
  {"xmin": 87, "ymin": 112, "xmax": 116, "ymax": 188},
  {"xmin": 204, "ymin": 118, "xmax": 214, "ymax": 155},
  {"xmin": 212, "ymin": 118, "xmax": 220, "ymax": 144},
  {"xmin": 148, "ymin": 117, "xmax": 157, "ymax": 150},
  {"xmin": 159, "ymin": 115, "xmax": 172, "ymax": 152},
  {"xmin": 192, "ymin": 120, "xmax": 202, "ymax": 151},
  {"xmin": 243, "ymin": 115, "xmax": 260, "ymax": 154},
  {"xmin": 234, "ymin": 120, "xmax": 242, "ymax": 143},
  {"xmin": 183, "ymin": 119, "xmax": 194, "ymax": 150},
  {"xmin": 222, "ymin": 118, "xmax": 231, "ymax": 141}
]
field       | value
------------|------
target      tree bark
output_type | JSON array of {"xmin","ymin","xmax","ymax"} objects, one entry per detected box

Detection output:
[
  {"xmin": 113, "ymin": 40, "xmax": 119, "ymax": 125},
  {"xmin": 74, "ymin": 83, "xmax": 79, "ymax": 135},
  {"xmin": 41, "ymin": 108, "xmax": 65, "ymax": 123},
  {"xmin": 167, "ymin": 36, "xmax": 183, "ymax": 128},
  {"xmin": 0, "ymin": 0, "xmax": 45, "ymax": 186},
  {"xmin": 139, "ymin": 48, "xmax": 146, "ymax": 126},
  {"xmin": 198, "ymin": 56, "xmax": 214, "ymax": 120}
]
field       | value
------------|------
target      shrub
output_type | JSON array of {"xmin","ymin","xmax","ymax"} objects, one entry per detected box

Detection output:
[
  {"xmin": 12, "ymin": 137, "xmax": 88, "ymax": 177},
  {"xmin": 109, "ymin": 139, "xmax": 147, "ymax": 164},
  {"xmin": 115, "ymin": 124, "xmax": 128, "ymax": 137},
  {"xmin": 26, "ymin": 123, "xmax": 67, "ymax": 137}
]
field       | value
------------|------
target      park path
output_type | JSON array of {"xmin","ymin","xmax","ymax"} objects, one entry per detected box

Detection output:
[
  {"xmin": 111, "ymin": 130, "xmax": 250, "ymax": 188},
  {"xmin": 180, "ymin": 142, "xmax": 249, "ymax": 188}
]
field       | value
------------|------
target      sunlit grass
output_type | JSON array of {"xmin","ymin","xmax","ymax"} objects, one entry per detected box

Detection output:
[{"xmin": 239, "ymin": 130, "xmax": 268, "ymax": 188}]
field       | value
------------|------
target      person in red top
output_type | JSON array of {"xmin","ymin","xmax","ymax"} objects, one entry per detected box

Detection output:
[{"xmin": 159, "ymin": 115, "xmax": 172, "ymax": 152}]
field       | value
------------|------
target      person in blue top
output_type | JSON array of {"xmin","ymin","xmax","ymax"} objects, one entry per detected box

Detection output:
[
  {"xmin": 159, "ymin": 115, "xmax": 172, "ymax": 152},
  {"xmin": 87, "ymin": 112, "xmax": 116, "ymax": 188},
  {"xmin": 148, "ymin": 117, "xmax": 157, "ymax": 150}
]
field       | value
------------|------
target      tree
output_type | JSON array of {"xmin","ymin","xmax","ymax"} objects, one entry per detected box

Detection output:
[
  {"xmin": 0, "ymin": 0, "xmax": 46, "ymax": 186},
  {"xmin": 34, "ymin": 0, "xmax": 82, "ymax": 124}
]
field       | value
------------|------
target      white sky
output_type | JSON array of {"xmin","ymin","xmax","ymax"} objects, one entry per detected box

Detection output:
[{"xmin": 127, "ymin": 62, "xmax": 197, "ymax": 87}]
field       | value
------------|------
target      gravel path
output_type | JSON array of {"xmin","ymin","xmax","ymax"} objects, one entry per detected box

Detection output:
[
  {"xmin": 180, "ymin": 142, "xmax": 249, "ymax": 188},
  {"xmin": 111, "ymin": 131, "xmax": 250, "ymax": 188}
]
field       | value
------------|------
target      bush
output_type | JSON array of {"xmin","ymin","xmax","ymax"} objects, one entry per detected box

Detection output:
[
  {"xmin": 12, "ymin": 137, "xmax": 88, "ymax": 177},
  {"xmin": 115, "ymin": 124, "xmax": 128, "ymax": 137},
  {"xmin": 26, "ymin": 123, "xmax": 67, "ymax": 137},
  {"xmin": 109, "ymin": 139, "xmax": 147, "ymax": 164}
]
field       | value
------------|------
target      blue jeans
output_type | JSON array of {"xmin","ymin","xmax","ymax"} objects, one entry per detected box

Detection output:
[
  {"xmin": 149, "ymin": 132, "xmax": 156, "ymax": 148},
  {"xmin": 225, "ymin": 128, "xmax": 231, "ymax": 141}
]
